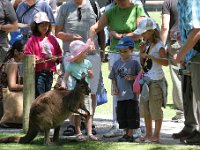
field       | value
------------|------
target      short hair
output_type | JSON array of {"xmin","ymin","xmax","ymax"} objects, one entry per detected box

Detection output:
[{"xmin": 31, "ymin": 22, "xmax": 52, "ymax": 37}]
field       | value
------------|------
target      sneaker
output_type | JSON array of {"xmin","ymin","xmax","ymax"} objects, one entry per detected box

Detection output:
[
  {"xmin": 103, "ymin": 126, "xmax": 124, "ymax": 138},
  {"xmin": 140, "ymin": 126, "xmax": 146, "ymax": 134},
  {"xmin": 118, "ymin": 134, "xmax": 135, "ymax": 142},
  {"xmin": 181, "ymin": 132, "xmax": 200, "ymax": 145},
  {"xmin": 172, "ymin": 130, "xmax": 192, "ymax": 139},
  {"xmin": 133, "ymin": 128, "xmax": 142, "ymax": 139},
  {"xmin": 171, "ymin": 114, "xmax": 184, "ymax": 122}
]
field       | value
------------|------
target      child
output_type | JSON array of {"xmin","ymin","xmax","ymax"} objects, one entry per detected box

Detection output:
[
  {"xmin": 109, "ymin": 36, "xmax": 141, "ymax": 142},
  {"xmin": 134, "ymin": 17, "xmax": 168, "ymax": 143},
  {"xmin": 60, "ymin": 39, "xmax": 98, "ymax": 141}
]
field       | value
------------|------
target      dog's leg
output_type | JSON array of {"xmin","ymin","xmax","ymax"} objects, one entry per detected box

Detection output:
[
  {"xmin": 53, "ymin": 126, "xmax": 60, "ymax": 144},
  {"xmin": 44, "ymin": 129, "xmax": 51, "ymax": 145}
]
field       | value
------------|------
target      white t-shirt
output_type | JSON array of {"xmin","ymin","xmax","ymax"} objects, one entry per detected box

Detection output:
[{"xmin": 143, "ymin": 41, "xmax": 165, "ymax": 80}]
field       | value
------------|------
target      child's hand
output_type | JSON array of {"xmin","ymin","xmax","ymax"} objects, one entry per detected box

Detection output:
[
  {"xmin": 141, "ymin": 52, "xmax": 149, "ymax": 59},
  {"xmin": 113, "ymin": 86, "xmax": 119, "ymax": 96},
  {"xmin": 58, "ymin": 81, "xmax": 67, "ymax": 90},
  {"xmin": 139, "ymin": 42, "xmax": 146, "ymax": 53},
  {"xmin": 125, "ymin": 75, "xmax": 135, "ymax": 81},
  {"xmin": 87, "ymin": 69, "xmax": 94, "ymax": 78}
]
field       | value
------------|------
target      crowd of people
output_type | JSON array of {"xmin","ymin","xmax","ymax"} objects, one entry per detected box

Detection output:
[{"xmin": 0, "ymin": 0, "xmax": 200, "ymax": 145}]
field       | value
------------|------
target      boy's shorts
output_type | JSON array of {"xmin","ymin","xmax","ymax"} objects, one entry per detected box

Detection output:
[
  {"xmin": 140, "ymin": 82, "xmax": 163, "ymax": 120},
  {"xmin": 117, "ymin": 100, "xmax": 140, "ymax": 129}
]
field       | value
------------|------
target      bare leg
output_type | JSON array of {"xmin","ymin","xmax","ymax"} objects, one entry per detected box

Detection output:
[
  {"xmin": 74, "ymin": 115, "xmax": 81, "ymax": 134},
  {"xmin": 127, "ymin": 129, "xmax": 133, "ymax": 137},
  {"xmin": 86, "ymin": 115, "xmax": 93, "ymax": 135},
  {"xmin": 91, "ymin": 94, "xmax": 96, "ymax": 116},
  {"xmin": 153, "ymin": 119, "xmax": 162, "ymax": 140},
  {"xmin": 144, "ymin": 116, "xmax": 152, "ymax": 139}
]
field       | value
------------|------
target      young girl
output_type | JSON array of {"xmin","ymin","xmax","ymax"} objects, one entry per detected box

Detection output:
[
  {"xmin": 60, "ymin": 39, "xmax": 98, "ymax": 141},
  {"xmin": 134, "ymin": 17, "xmax": 168, "ymax": 143},
  {"xmin": 24, "ymin": 12, "xmax": 62, "ymax": 98},
  {"xmin": 109, "ymin": 36, "xmax": 141, "ymax": 142}
]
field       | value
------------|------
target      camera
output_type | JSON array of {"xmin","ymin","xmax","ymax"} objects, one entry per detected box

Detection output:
[{"xmin": 178, "ymin": 69, "xmax": 191, "ymax": 76}]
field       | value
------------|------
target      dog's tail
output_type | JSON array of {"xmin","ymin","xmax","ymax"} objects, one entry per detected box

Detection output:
[{"xmin": 0, "ymin": 124, "xmax": 38, "ymax": 144}]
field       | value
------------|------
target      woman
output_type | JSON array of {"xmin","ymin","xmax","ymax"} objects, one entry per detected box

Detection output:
[
  {"xmin": 24, "ymin": 12, "xmax": 62, "ymax": 98},
  {"xmin": 89, "ymin": 0, "xmax": 146, "ymax": 138},
  {"xmin": 0, "ymin": 40, "xmax": 24, "ymax": 128}
]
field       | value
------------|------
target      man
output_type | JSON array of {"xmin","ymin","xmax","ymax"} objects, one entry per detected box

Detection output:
[
  {"xmin": 173, "ymin": 0, "xmax": 200, "ymax": 145},
  {"xmin": 55, "ymin": 0, "xmax": 105, "ymax": 139},
  {"xmin": 161, "ymin": 0, "xmax": 184, "ymax": 122},
  {"xmin": 16, "ymin": 0, "xmax": 55, "ymax": 43},
  {"xmin": 0, "ymin": 0, "xmax": 18, "ymax": 62}
]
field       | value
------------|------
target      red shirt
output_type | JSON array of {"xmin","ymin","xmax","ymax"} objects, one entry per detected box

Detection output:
[{"xmin": 24, "ymin": 34, "xmax": 62, "ymax": 72}]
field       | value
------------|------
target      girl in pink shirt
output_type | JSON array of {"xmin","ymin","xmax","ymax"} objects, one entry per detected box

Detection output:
[{"xmin": 24, "ymin": 12, "xmax": 62, "ymax": 98}]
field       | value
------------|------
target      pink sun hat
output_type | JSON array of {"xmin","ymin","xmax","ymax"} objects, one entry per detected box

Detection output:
[{"xmin": 68, "ymin": 39, "xmax": 91, "ymax": 62}]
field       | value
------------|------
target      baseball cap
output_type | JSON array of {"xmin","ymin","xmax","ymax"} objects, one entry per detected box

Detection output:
[
  {"xmin": 134, "ymin": 17, "xmax": 157, "ymax": 35},
  {"xmin": 116, "ymin": 36, "xmax": 134, "ymax": 49},
  {"xmin": 34, "ymin": 12, "xmax": 50, "ymax": 24}
]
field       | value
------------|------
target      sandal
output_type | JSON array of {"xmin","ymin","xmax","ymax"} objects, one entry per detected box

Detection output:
[
  {"xmin": 63, "ymin": 125, "xmax": 75, "ymax": 136},
  {"xmin": 75, "ymin": 133, "xmax": 86, "ymax": 141},
  {"xmin": 140, "ymin": 136, "xmax": 151, "ymax": 143},
  {"xmin": 150, "ymin": 138, "xmax": 160, "ymax": 144},
  {"xmin": 88, "ymin": 134, "xmax": 99, "ymax": 141}
]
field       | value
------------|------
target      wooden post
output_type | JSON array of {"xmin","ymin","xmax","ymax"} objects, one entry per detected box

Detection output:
[{"xmin": 23, "ymin": 55, "xmax": 35, "ymax": 133}]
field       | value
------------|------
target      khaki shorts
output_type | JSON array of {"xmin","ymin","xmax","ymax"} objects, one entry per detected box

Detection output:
[{"xmin": 140, "ymin": 82, "xmax": 163, "ymax": 120}]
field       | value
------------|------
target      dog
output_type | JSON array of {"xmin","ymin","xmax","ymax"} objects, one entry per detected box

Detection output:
[{"xmin": 0, "ymin": 76, "xmax": 90, "ymax": 145}]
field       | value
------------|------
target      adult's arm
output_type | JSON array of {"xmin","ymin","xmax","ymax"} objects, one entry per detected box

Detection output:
[
  {"xmin": 89, "ymin": 14, "xmax": 108, "ymax": 40},
  {"xmin": 161, "ymin": 14, "xmax": 170, "ymax": 45},
  {"xmin": 0, "ymin": 20, "xmax": 18, "ymax": 32},
  {"xmin": 175, "ymin": 28, "xmax": 200, "ymax": 63}
]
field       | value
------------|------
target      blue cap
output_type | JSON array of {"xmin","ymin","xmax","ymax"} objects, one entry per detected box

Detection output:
[{"xmin": 116, "ymin": 36, "xmax": 134, "ymax": 49}]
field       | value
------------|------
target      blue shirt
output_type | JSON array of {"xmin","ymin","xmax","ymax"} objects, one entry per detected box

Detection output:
[
  {"xmin": 177, "ymin": 0, "xmax": 200, "ymax": 61},
  {"xmin": 109, "ymin": 58, "xmax": 141, "ymax": 101}
]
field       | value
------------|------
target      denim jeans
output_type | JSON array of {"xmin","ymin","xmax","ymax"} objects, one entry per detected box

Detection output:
[{"xmin": 35, "ymin": 71, "xmax": 53, "ymax": 98}]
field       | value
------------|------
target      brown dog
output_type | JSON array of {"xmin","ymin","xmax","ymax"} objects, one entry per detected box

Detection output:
[{"xmin": 0, "ymin": 76, "xmax": 90, "ymax": 145}]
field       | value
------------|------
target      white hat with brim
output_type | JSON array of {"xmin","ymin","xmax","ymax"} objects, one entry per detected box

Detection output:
[
  {"xmin": 133, "ymin": 17, "xmax": 157, "ymax": 35},
  {"xmin": 34, "ymin": 12, "xmax": 50, "ymax": 24},
  {"xmin": 68, "ymin": 39, "xmax": 91, "ymax": 62}
]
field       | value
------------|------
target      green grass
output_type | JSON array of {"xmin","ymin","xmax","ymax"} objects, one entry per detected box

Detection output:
[{"xmin": 0, "ymin": 134, "xmax": 200, "ymax": 150}]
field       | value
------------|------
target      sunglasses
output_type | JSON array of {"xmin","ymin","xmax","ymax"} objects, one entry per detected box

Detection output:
[{"xmin": 77, "ymin": 7, "xmax": 82, "ymax": 22}]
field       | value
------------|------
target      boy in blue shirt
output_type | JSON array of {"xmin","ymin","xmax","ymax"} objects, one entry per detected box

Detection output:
[{"xmin": 109, "ymin": 36, "xmax": 141, "ymax": 142}]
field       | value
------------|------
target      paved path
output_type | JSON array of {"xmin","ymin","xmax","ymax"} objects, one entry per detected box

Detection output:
[{"xmin": 0, "ymin": 115, "xmax": 184, "ymax": 145}]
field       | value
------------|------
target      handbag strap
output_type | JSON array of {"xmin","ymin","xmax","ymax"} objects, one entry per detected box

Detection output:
[{"xmin": 21, "ymin": 1, "xmax": 38, "ymax": 19}]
